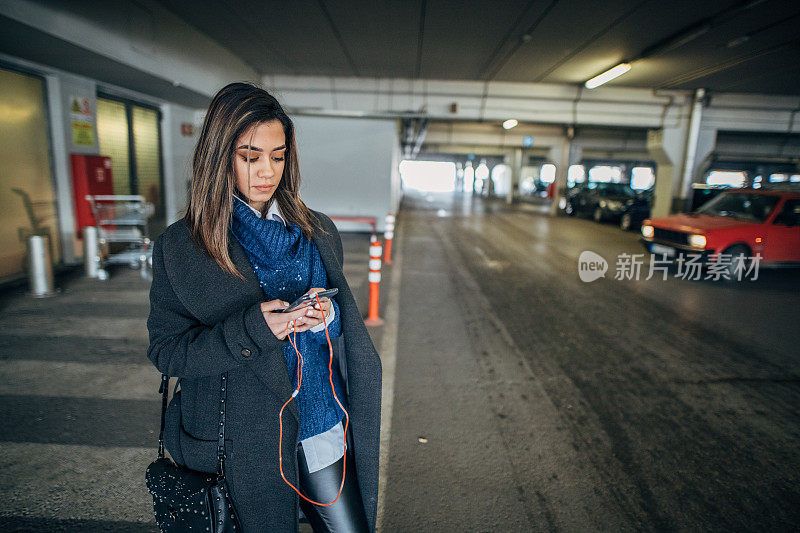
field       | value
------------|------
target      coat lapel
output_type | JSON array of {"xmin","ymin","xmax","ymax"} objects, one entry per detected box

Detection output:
[
  {"xmin": 310, "ymin": 215, "xmax": 359, "ymax": 341},
  {"xmin": 311, "ymin": 224, "xmax": 345, "ymax": 292}
]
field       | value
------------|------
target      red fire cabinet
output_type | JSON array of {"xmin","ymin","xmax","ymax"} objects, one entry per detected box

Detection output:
[{"xmin": 71, "ymin": 154, "xmax": 114, "ymax": 237}]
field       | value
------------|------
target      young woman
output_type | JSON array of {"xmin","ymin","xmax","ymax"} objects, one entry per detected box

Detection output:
[{"xmin": 146, "ymin": 82, "xmax": 382, "ymax": 532}]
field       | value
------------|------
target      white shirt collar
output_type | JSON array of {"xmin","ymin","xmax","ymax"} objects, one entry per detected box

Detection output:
[{"xmin": 234, "ymin": 194, "xmax": 285, "ymax": 226}]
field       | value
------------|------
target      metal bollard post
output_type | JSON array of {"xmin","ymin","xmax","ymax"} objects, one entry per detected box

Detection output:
[
  {"xmin": 83, "ymin": 226, "xmax": 107, "ymax": 280},
  {"xmin": 364, "ymin": 235, "xmax": 384, "ymax": 327},
  {"xmin": 26, "ymin": 235, "xmax": 57, "ymax": 298},
  {"xmin": 383, "ymin": 213, "xmax": 395, "ymax": 265}
]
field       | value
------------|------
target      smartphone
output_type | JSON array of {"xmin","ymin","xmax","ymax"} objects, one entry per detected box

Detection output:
[{"xmin": 272, "ymin": 288, "xmax": 338, "ymax": 313}]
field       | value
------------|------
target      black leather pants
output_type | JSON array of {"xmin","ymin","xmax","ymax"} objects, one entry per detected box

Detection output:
[{"xmin": 297, "ymin": 437, "xmax": 369, "ymax": 533}]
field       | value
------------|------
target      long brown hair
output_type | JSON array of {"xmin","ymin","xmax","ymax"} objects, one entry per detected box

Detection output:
[{"xmin": 186, "ymin": 82, "xmax": 325, "ymax": 279}]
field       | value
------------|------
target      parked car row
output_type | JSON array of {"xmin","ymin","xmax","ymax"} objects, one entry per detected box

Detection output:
[
  {"xmin": 560, "ymin": 182, "xmax": 738, "ymax": 232},
  {"xmin": 558, "ymin": 181, "xmax": 800, "ymax": 278},
  {"xmin": 561, "ymin": 182, "xmax": 652, "ymax": 231}
]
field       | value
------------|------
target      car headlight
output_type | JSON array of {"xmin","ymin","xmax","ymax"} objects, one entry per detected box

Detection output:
[
  {"xmin": 558, "ymin": 198, "xmax": 567, "ymax": 209},
  {"xmin": 606, "ymin": 200, "xmax": 623, "ymax": 210},
  {"xmin": 599, "ymin": 200, "xmax": 607, "ymax": 208},
  {"xmin": 689, "ymin": 234, "xmax": 707, "ymax": 249},
  {"xmin": 641, "ymin": 224, "xmax": 654, "ymax": 239}
]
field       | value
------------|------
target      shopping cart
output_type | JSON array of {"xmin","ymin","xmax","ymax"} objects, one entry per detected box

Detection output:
[{"xmin": 85, "ymin": 194, "xmax": 154, "ymax": 280}]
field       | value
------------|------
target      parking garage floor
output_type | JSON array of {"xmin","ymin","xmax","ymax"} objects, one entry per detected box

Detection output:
[
  {"xmin": 2, "ymin": 190, "xmax": 800, "ymax": 531},
  {"xmin": 0, "ymin": 234, "xmax": 379, "ymax": 532},
  {"xmin": 380, "ymin": 190, "xmax": 800, "ymax": 531}
]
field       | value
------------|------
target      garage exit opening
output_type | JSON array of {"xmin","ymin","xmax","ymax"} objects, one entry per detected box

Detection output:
[{"xmin": 400, "ymin": 160, "xmax": 457, "ymax": 193}]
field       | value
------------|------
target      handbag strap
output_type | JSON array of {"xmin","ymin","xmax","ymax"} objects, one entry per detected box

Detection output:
[
  {"xmin": 157, "ymin": 376, "xmax": 182, "ymax": 458},
  {"xmin": 156, "ymin": 373, "xmax": 229, "ymax": 477},
  {"xmin": 157, "ymin": 374, "xmax": 169, "ymax": 458},
  {"xmin": 216, "ymin": 373, "xmax": 228, "ymax": 476}
]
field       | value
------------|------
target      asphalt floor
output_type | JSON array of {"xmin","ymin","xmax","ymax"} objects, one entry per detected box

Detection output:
[{"xmin": 380, "ymin": 190, "xmax": 800, "ymax": 532}]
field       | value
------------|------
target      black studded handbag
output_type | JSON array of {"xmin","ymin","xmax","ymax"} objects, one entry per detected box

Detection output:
[{"xmin": 145, "ymin": 373, "xmax": 243, "ymax": 532}]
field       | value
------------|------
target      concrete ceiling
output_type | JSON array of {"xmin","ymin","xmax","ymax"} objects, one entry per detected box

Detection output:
[
  {"xmin": 157, "ymin": 0, "xmax": 800, "ymax": 95},
  {"xmin": 0, "ymin": 14, "xmax": 212, "ymax": 108}
]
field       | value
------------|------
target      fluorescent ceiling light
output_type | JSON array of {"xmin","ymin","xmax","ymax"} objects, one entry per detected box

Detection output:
[
  {"xmin": 502, "ymin": 119, "xmax": 518, "ymax": 129},
  {"xmin": 585, "ymin": 63, "xmax": 631, "ymax": 89}
]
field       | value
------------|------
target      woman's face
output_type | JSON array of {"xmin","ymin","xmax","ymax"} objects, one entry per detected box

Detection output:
[{"xmin": 233, "ymin": 119, "xmax": 287, "ymax": 211}]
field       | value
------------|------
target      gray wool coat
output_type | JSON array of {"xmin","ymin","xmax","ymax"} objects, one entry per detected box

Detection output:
[{"xmin": 145, "ymin": 210, "xmax": 382, "ymax": 532}]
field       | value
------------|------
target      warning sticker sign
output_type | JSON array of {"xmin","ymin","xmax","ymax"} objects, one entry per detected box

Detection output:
[{"xmin": 70, "ymin": 95, "xmax": 95, "ymax": 147}]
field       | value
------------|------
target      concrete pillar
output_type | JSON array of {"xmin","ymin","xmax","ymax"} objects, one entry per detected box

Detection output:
[
  {"xmin": 679, "ymin": 89, "xmax": 705, "ymax": 190},
  {"xmin": 44, "ymin": 74, "xmax": 79, "ymax": 265},
  {"xmin": 677, "ymin": 89, "xmax": 718, "ymax": 211},
  {"xmin": 647, "ymin": 127, "xmax": 684, "ymax": 218},
  {"xmin": 486, "ymin": 162, "xmax": 496, "ymax": 196},
  {"xmin": 506, "ymin": 148, "xmax": 523, "ymax": 204},
  {"xmin": 679, "ymin": 128, "xmax": 717, "ymax": 208},
  {"xmin": 161, "ymin": 104, "xmax": 178, "ymax": 226},
  {"xmin": 549, "ymin": 131, "xmax": 578, "ymax": 216},
  {"xmin": 570, "ymin": 145, "xmax": 582, "ymax": 178},
  {"xmin": 465, "ymin": 160, "xmax": 476, "ymax": 195},
  {"xmin": 647, "ymin": 90, "xmax": 717, "ymax": 218}
]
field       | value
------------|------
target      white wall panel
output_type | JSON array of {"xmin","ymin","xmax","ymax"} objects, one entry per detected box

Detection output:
[{"xmin": 293, "ymin": 116, "xmax": 399, "ymax": 233}]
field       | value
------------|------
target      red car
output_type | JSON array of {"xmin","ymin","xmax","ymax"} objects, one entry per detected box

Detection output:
[{"xmin": 640, "ymin": 189, "xmax": 800, "ymax": 273}]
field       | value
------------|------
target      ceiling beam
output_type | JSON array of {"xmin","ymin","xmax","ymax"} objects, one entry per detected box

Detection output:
[
  {"xmin": 317, "ymin": 0, "xmax": 360, "ymax": 77},
  {"xmin": 480, "ymin": 0, "xmax": 558, "ymax": 81}
]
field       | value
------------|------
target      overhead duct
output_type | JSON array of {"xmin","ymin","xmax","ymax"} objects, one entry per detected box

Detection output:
[{"xmin": 401, "ymin": 116, "xmax": 429, "ymax": 159}]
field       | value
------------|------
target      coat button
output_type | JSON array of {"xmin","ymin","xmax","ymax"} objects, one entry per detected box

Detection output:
[{"xmin": 241, "ymin": 347, "xmax": 251, "ymax": 358}]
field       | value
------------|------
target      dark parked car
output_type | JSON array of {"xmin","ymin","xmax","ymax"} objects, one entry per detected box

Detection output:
[
  {"xmin": 619, "ymin": 189, "xmax": 653, "ymax": 231},
  {"xmin": 564, "ymin": 182, "xmax": 649, "ymax": 228}
]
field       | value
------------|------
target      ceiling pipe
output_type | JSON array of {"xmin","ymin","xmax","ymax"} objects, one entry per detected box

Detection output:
[
  {"xmin": 411, "ymin": 118, "xmax": 429, "ymax": 159},
  {"xmin": 641, "ymin": 0, "xmax": 767, "ymax": 59},
  {"xmin": 584, "ymin": 0, "xmax": 769, "ymax": 88},
  {"xmin": 402, "ymin": 118, "xmax": 416, "ymax": 159}
]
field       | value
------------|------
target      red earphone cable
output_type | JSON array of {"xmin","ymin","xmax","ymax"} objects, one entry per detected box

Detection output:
[{"xmin": 278, "ymin": 293, "xmax": 350, "ymax": 506}]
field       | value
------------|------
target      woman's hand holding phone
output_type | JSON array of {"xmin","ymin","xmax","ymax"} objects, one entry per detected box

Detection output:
[{"xmin": 260, "ymin": 288, "xmax": 333, "ymax": 340}]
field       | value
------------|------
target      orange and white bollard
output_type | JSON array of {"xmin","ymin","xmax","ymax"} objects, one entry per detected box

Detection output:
[
  {"xmin": 383, "ymin": 213, "xmax": 395, "ymax": 265},
  {"xmin": 364, "ymin": 235, "xmax": 384, "ymax": 327}
]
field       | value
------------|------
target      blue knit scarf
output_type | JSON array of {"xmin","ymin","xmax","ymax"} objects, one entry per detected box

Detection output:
[{"xmin": 230, "ymin": 196, "xmax": 345, "ymax": 440}]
